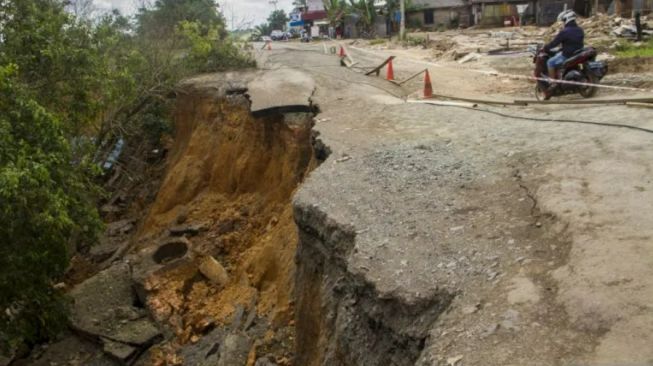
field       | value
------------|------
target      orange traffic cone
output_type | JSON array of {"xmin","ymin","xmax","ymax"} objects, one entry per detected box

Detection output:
[
  {"xmin": 386, "ymin": 58, "xmax": 395, "ymax": 81},
  {"xmin": 339, "ymin": 45, "xmax": 346, "ymax": 58},
  {"xmin": 423, "ymin": 69, "xmax": 433, "ymax": 98},
  {"xmin": 267, "ymin": 41, "xmax": 272, "ymax": 51}
]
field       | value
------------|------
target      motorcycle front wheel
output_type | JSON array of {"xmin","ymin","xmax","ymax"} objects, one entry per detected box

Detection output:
[
  {"xmin": 535, "ymin": 82, "xmax": 552, "ymax": 101},
  {"xmin": 535, "ymin": 85, "xmax": 545, "ymax": 101}
]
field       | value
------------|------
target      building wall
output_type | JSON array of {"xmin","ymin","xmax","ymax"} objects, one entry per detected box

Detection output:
[
  {"xmin": 407, "ymin": 7, "xmax": 471, "ymax": 28},
  {"xmin": 307, "ymin": 0, "xmax": 325, "ymax": 11},
  {"xmin": 537, "ymin": 0, "xmax": 574, "ymax": 24}
]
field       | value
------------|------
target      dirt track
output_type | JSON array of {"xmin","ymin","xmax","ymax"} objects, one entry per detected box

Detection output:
[{"xmin": 257, "ymin": 42, "xmax": 653, "ymax": 365}]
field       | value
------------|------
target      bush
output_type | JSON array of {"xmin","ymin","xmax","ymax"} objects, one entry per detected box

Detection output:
[
  {"xmin": 0, "ymin": 65, "xmax": 102, "ymax": 353},
  {"xmin": 405, "ymin": 35, "xmax": 427, "ymax": 47}
]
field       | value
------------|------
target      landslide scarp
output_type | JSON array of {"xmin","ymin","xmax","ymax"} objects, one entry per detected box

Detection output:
[{"xmin": 128, "ymin": 73, "xmax": 323, "ymax": 365}]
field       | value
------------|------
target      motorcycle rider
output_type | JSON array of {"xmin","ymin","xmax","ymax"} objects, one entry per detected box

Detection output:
[{"xmin": 543, "ymin": 10, "xmax": 585, "ymax": 91}]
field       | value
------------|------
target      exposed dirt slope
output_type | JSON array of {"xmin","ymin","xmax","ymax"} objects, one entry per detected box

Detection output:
[{"xmin": 134, "ymin": 79, "xmax": 318, "ymax": 364}]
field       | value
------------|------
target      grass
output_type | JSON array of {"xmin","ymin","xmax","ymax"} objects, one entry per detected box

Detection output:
[
  {"xmin": 369, "ymin": 38, "xmax": 387, "ymax": 46},
  {"xmin": 615, "ymin": 38, "xmax": 653, "ymax": 58}
]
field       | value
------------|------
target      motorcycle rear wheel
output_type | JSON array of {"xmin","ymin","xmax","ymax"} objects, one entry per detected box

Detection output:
[{"xmin": 579, "ymin": 73, "xmax": 598, "ymax": 98}]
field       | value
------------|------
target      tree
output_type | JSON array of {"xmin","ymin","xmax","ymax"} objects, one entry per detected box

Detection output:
[
  {"xmin": 292, "ymin": 0, "xmax": 308, "ymax": 10},
  {"xmin": 0, "ymin": 0, "xmax": 108, "ymax": 136},
  {"xmin": 65, "ymin": 0, "xmax": 95, "ymax": 18},
  {"xmin": 136, "ymin": 0, "xmax": 225, "ymax": 38},
  {"xmin": 267, "ymin": 9, "xmax": 289, "ymax": 30},
  {"xmin": 348, "ymin": 0, "xmax": 376, "ymax": 34},
  {"xmin": 253, "ymin": 23, "xmax": 273, "ymax": 38},
  {"xmin": 323, "ymin": 0, "xmax": 347, "ymax": 27},
  {"xmin": 0, "ymin": 64, "xmax": 102, "ymax": 353},
  {"xmin": 0, "ymin": 0, "xmax": 254, "ymax": 354}
]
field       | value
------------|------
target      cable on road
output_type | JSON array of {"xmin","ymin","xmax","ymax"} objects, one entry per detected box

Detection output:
[{"xmin": 424, "ymin": 104, "xmax": 653, "ymax": 134}]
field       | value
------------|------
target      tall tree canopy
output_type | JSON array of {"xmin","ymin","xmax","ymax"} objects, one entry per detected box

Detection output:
[{"xmin": 267, "ymin": 9, "xmax": 289, "ymax": 30}]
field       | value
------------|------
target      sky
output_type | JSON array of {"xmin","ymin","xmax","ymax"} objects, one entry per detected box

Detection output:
[{"xmin": 92, "ymin": 0, "xmax": 296, "ymax": 29}]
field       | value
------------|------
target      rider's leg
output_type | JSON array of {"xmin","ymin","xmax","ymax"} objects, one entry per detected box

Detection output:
[{"xmin": 546, "ymin": 52, "xmax": 566, "ymax": 89}]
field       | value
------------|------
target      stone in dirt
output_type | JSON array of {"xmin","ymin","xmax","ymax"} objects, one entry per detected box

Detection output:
[
  {"xmin": 106, "ymin": 219, "xmax": 136, "ymax": 237},
  {"xmin": 447, "ymin": 355, "xmax": 463, "ymax": 365},
  {"xmin": 180, "ymin": 330, "xmax": 250, "ymax": 366},
  {"xmin": 217, "ymin": 334, "xmax": 251, "ymax": 366},
  {"xmin": 199, "ymin": 255, "xmax": 230, "ymax": 286},
  {"xmin": 507, "ymin": 275, "xmax": 541, "ymax": 305},
  {"xmin": 255, "ymin": 356, "xmax": 277, "ymax": 366},
  {"xmin": 89, "ymin": 236, "xmax": 121, "ymax": 263},
  {"xmin": 180, "ymin": 328, "xmax": 226, "ymax": 365},
  {"xmin": 501, "ymin": 309, "xmax": 520, "ymax": 331}
]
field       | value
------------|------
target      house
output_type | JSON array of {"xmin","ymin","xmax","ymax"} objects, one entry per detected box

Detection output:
[
  {"xmin": 469, "ymin": 0, "xmax": 537, "ymax": 26},
  {"xmin": 407, "ymin": 0, "xmax": 473, "ymax": 28},
  {"xmin": 297, "ymin": 0, "xmax": 328, "ymax": 37}
]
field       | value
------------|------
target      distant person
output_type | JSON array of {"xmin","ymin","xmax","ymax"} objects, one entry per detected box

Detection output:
[{"xmin": 543, "ymin": 10, "xmax": 584, "ymax": 89}]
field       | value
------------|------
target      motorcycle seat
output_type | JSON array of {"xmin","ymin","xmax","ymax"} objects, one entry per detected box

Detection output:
[{"xmin": 563, "ymin": 47, "xmax": 596, "ymax": 68}]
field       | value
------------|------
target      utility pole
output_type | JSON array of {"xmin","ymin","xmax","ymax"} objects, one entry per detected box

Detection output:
[
  {"xmin": 270, "ymin": 0, "xmax": 278, "ymax": 10},
  {"xmin": 399, "ymin": 0, "xmax": 405, "ymax": 41}
]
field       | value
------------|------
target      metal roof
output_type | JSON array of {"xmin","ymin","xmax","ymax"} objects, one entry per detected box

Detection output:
[{"xmin": 410, "ymin": 0, "xmax": 469, "ymax": 9}]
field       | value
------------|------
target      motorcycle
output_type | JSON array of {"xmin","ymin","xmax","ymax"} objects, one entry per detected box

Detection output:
[{"xmin": 529, "ymin": 44, "xmax": 608, "ymax": 100}]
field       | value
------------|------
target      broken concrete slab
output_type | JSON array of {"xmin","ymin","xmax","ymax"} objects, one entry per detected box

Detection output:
[
  {"xmin": 22, "ymin": 334, "xmax": 116, "ymax": 366},
  {"xmin": 110, "ymin": 318, "xmax": 162, "ymax": 346},
  {"xmin": 69, "ymin": 262, "xmax": 162, "ymax": 363},
  {"xmin": 247, "ymin": 69, "xmax": 315, "ymax": 113},
  {"xmin": 102, "ymin": 338, "xmax": 138, "ymax": 364},
  {"xmin": 70, "ymin": 262, "xmax": 136, "ymax": 334}
]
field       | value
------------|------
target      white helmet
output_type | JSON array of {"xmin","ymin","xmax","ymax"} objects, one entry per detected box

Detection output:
[{"xmin": 557, "ymin": 9, "xmax": 577, "ymax": 25}]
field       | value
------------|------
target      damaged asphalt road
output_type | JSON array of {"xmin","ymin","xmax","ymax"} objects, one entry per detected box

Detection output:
[{"xmin": 262, "ymin": 44, "xmax": 653, "ymax": 365}]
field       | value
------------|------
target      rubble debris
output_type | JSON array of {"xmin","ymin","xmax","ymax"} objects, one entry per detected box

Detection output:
[
  {"xmin": 564, "ymin": 14, "xmax": 653, "ymax": 38},
  {"xmin": 106, "ymin": 219, "xmax": 136, "ymax": 237},
  {"xmin": 169, "ymin": 223, "xmax": 206, "ymax": 237},
  {"xmin": 458, "ymin": 52, "xmax": 481, "ymax": 64}
]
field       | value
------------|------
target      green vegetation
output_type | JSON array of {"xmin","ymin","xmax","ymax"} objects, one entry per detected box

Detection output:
[
  {"xmin": 405, "ymin": 35, "xmax": 427, "ymax": 47},
  {"xmin": 251, "ymin": 10, "xmax": 289, "ymax": 40},
  {"xmin": 318, "ymin": 0, "xmax": 413, "ymax": 37},
  {"xmin": 369, "ymin": 38, "xmax": 387, "ymax": 45},
  {"xmin": 0, "ymin": 0, "xmax": 253, "ymax": 354},
  {"xmin": 615, "ymin": 39, "xmax": 653, "ymax": 58},
  {"xmin": 268, "ymin": 9, "xmax": 290, "ymax": 31}
]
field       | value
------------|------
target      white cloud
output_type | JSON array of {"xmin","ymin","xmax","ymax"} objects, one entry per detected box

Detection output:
[
  {"xmin": 93, "ymin": 0, "xmax": 296, "ymax": 29},
  {"xmin": 219, "ymin": 0, "xmax": 295, "ymax": 29},
  {"xmin": 91, "ymin": 0, "xmax": 138, "ymax": 15}
]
